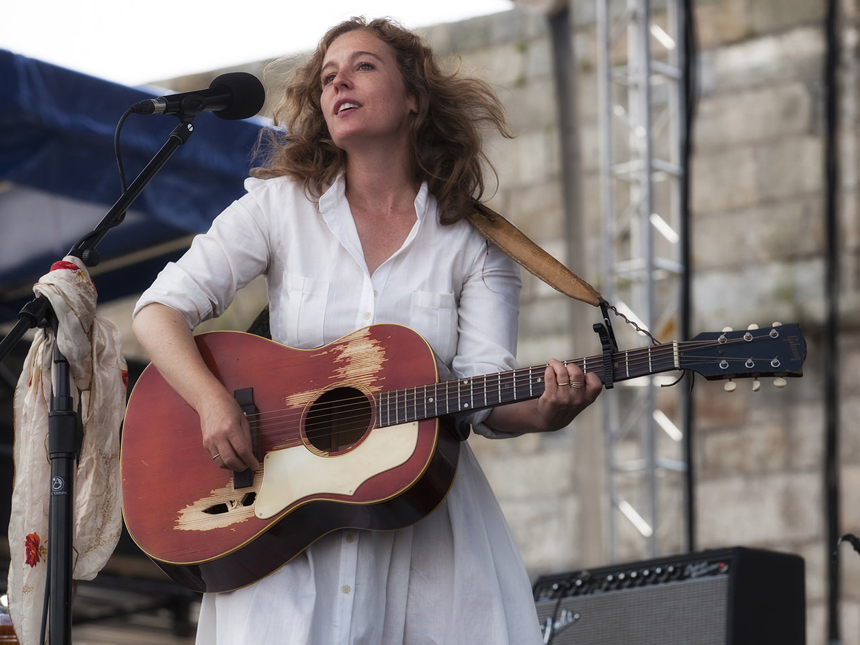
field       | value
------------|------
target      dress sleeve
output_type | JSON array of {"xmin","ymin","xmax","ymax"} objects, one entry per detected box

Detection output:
[
  {"xmin": 450, "ymin": 236, "xmax": 525, "ymax": 440},
  {"xmin": 133, "ymin": 180, "xmax": 272, "ymax": 329}
]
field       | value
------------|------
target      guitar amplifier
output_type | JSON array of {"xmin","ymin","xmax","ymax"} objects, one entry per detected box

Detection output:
[{"xmin": 533, "ymin": 547, "xmax": 805, "ymax": 645}]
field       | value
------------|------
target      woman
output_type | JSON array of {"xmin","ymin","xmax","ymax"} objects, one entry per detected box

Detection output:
[{"xmin": 133, "ymin": 16, "xmax": 601, "ymax": 644}]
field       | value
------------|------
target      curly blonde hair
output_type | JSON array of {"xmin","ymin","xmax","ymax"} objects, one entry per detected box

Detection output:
[{"xmin": 252, "ymin": 16, "xmax": 512, "ymax": 224}]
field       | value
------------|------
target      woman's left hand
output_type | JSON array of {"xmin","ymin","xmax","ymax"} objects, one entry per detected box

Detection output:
[
  {"xmin": 533, "ymin": 358, "xmax": 603, "ymax": 432},
  {"xmin": 484, "ymin": 358, "xmax": 602, "ymax": 435}
]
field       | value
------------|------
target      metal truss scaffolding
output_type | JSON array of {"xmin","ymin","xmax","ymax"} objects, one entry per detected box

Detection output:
[{"xmin": 596, "ymin": 0, "xmax": 688, "ymax": 562}]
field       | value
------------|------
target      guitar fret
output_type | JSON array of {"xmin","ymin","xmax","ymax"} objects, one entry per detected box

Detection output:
[
  {"xmin": 500, "ymin": 373, "xmax": 513, "ymax": 404},
  {"xmin": 438, "ymin": 383, "xmax": 444, "ymax": 417}
]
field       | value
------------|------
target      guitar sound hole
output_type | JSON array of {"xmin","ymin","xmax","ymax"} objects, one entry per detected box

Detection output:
[{"xmin": 305, "ymin": 386, "xmax": 372, "ymax": 454}]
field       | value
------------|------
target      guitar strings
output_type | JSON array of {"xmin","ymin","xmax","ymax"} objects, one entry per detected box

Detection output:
[
  {"xmin": 235, "ymin": 336, "xmax": 785, "ymax": 446},
  {"xmin": 246, "ymin": 337, "xmax": 775, "ymax": 439},
  {"xmin": 248, "ymin": 344, "xmax": 773, "ymax": 439}
]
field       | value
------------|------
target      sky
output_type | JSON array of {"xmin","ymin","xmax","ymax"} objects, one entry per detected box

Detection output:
[{"xmin": 1, "ymin": 1, "xmax": 514, "ymax": 87}]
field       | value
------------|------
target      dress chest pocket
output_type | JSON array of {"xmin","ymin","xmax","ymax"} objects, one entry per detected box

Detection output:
[
  {"xmin": 283, "ymin": 273, "xmax": 330, "ymax": 349},
  {"xmin": 410, "ymin": 290, "xmax": 458, "ymax": 363}
]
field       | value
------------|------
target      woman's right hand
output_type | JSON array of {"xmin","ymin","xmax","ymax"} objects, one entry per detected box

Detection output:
[
  {"xmin": 133, "ymin": 303, "xmax": 260, "ymax": 474},
  {"xmin": 199, "ymin": 391, "xmax": 260, "ymax": 472}
]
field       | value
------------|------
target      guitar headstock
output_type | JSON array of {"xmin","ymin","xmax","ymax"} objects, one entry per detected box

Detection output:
[{"xmin": 681, "ymin": 323, "xmax": 806, "ymax": 387}]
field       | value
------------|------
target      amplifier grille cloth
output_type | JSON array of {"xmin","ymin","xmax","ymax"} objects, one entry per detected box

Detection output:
[{"xmin": 535, "ymin": 577, "xmax": 729, "ymax": 645}]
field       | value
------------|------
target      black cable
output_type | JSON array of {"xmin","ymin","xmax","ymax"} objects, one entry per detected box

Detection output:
[
  {"xmin": 69, "ymin": 108, "xmax": 135, "ymax": 256},
  {"xmin": 114, "ymin": 107, "xmax": 133, "ymax": 194},
  {"xmin": 74, "ymin": 107, "xmax": 136, "ymax": 246},
  {"xmin": 823, "ymin": 0, "xmax": 841, "ymax": 641},
  {"xmin": 679, "ymin": 0, "xmax": 699, "ymax": 554}
]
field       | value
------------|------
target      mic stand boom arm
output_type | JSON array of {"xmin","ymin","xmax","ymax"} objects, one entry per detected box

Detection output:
[{"xmin": 0, "ymin": 118, "xmax": 196, "ymax": 645}]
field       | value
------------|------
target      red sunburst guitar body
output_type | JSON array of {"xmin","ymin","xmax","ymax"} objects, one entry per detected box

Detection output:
[{"xmin": 121, "ymin": 325, "xmax": 459, "ymax": 593}]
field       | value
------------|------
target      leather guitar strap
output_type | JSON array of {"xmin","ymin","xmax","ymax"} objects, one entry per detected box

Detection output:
[{"xmin": 468, "ymin": 202, "xmax": 604, "ymax": 308}]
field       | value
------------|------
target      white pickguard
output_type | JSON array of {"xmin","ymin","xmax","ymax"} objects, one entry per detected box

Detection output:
[{"xmin": 255, "ymin": 422, "xmax": 419, "ymax": 520}]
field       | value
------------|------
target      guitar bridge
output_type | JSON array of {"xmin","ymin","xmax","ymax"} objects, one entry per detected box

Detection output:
[{"xmin": 233, "ymin": 387, "xmax": 258, "ymax": 489}]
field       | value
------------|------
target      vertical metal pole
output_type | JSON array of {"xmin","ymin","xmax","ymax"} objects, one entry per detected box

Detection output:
[
  {"xmin": 635, "ymin": 0, "xmax": 658, "ymax": 559},
  {"xmin": 596, "ymin": 0, "xmax": 618, "ymax": 564},
  {"xmin": 48, "ymin": 336, "xmax": 76, "ymax": 644},
  {"xmin": 596, "ymin": 0, "xmax": 688, "ymax": 562}
]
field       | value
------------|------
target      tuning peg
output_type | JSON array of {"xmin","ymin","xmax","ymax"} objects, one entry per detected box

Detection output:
[
  {"xmin": 724, "ymin": 380, "xmax": 737, "ymax": 392},
  {"xmin": 748, "ymin": 324, "xmax": 759, "ymax": 330},
  {"xmin": 772, "ymin": 322, "xmax": 782, "ymax": 327},
  {"xmin": 722, "ymin": 327, "xmax": 733, "ymax": 333},
  {"xmin": 774, "ymin": 377, "xmax": 787, "ymax": 389},
  {"xmin": 752, "ymin": 378, "xmax": 761, "ymax": 392}
]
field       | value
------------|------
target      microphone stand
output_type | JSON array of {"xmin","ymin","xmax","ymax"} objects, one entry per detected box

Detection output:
[{"xmin": 0, "ymin": 117, "xmax": 197, "ymax": 645}]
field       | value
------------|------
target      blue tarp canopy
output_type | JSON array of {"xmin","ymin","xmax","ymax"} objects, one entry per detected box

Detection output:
[{"xmin": 0, "ymin": 50, "xmax": 266, "ymax": 322}]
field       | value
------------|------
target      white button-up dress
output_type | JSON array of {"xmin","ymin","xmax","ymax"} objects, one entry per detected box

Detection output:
[{"xmin": 135, "ymin": 175, "xmax": 543, "ymax": 644}]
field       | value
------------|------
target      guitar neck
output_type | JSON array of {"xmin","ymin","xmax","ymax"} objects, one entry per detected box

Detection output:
[{"xmin": 375, "ymin": 343, "xmax": 679, "ymax": 427}]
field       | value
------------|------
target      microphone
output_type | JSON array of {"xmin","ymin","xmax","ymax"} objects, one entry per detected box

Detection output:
[{"xmin": 131, "ymin": 72, "xmax": 265, "ymax": 121}]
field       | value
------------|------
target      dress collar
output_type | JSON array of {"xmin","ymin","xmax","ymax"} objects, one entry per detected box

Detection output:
[{"xmin": 319, "ymin": 174, "xmax": 430, "ymax": 221}]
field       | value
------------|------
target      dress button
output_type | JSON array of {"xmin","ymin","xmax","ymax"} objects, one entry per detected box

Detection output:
[
  {"xmin": 345, "ymin": 533, "xmax": 355, "ymax": 543},
  {"xmin": 363, "ymin": 312, "xmax": 371, "ymax": 320},
  {"xmin": 342, "ymin": 585, "xmax": 351, "ymax": 594}
]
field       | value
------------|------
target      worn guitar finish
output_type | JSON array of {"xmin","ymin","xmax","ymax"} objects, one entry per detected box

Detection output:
[{"xmin": 121, "ymin": 323, "xmax": 806, "ymax": 593}]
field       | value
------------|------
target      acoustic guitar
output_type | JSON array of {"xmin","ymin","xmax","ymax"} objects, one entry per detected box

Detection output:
[{"xmin": 121, "ymin": 323, "xmax": 806, "ymax": 593}]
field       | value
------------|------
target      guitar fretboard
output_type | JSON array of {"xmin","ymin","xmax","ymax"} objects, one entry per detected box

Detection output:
[{"xmin": 374, "ymin": 344, "xmax": 680, "ymax": 427}]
